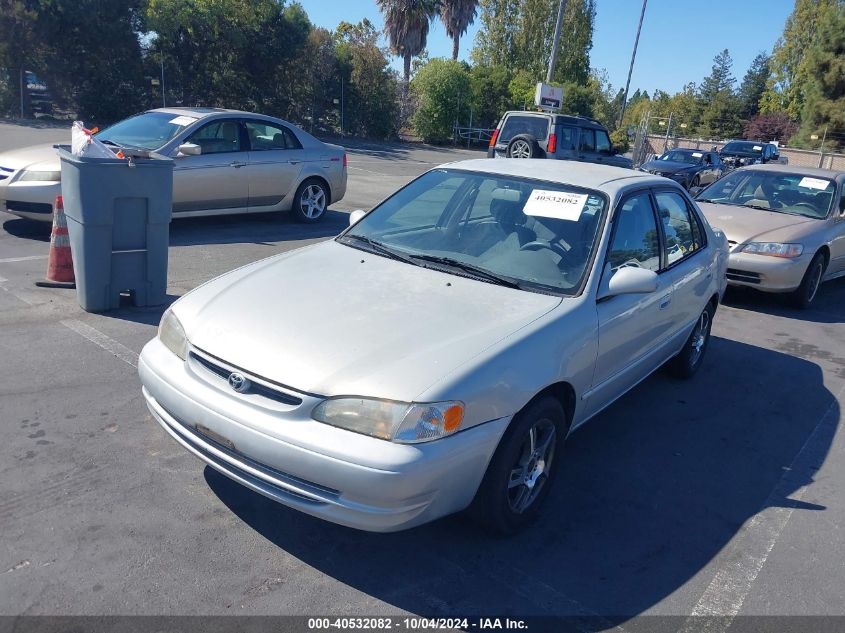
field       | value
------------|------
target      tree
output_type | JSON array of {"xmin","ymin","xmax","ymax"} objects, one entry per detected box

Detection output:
[
  {"xmin": 793, "ymin": 2, "xmax": 845, "ymax": 150},
  {"xmin": 698, "ymin": 49, "xmax": 742, "ymax": 139},
  {"xmin": 759, "ymin": 0, "xmax": 837, "ymax": 119},
  {"xmin": 439, "ymin": 0, "xmax": 479, "ymax": 60},
  {"xmin": 335, "ymin": 19, "xmax": 399, "ymax": 138},
  {"xmin": 744, "ymin": 112, "xmax": 798, "ymax": 143},
  {"xmin": 468, "ymin": 64, "xmax": 512, "ymax": 128},
  {"xmin": 410, "ymin": 58, "xmax": 470, "ymax": 142},
  {"xmin": 737, "ymin": 52, "xmax": 770, "ymax": 120},
  {"xmin": 470, "ymin": 0, "xmax": 594, "ymax": 85},
  {"xmin": 470, "ymin": 0, "xmax": 520, "ymax": 68},
  {"xmin": 376, "ymin": 0, "xmax": 437, "ymax": 83}
]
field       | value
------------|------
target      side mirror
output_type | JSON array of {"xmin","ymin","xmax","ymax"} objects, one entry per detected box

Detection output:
[
  {"xmin": 349, "ymin": 209, "xmax": 367, "ymax": 226},
  {"xmin": 689, "ymin": 185, "xmax": 705, "ymax": 197},
  {"xmin": 597, "ymin": 265, "xmax": 659, "ymax": 300},
  {"xmin": 177, "ymin": 143, "xmax": 201, "ymax": 156}
]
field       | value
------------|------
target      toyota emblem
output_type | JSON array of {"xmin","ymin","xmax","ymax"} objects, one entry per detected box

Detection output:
[{"xmin": 227, "ymin": 372, "xmax": 250, "ymax": 393}]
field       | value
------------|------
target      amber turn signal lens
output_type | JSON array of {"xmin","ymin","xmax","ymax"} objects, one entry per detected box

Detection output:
[{"xmin": 443, "ymin": 404, "xmax": 464, "ymax": 433}]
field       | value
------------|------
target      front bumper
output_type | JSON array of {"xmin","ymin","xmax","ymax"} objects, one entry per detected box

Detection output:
[
  {"xmin": 725, "ymin": 250, "xmax": 811, "ymax": 293},
  {"xmin": 0, "ymin": 179, "xmax": 60, "ymax": 221},
  {"xmin": 138, "ymin": 338, "xmax": 508, "ymax": 532}
]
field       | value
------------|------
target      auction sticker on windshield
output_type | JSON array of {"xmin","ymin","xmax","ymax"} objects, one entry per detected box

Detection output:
[
  {"xmin": 523, "ymin": 190, "xmax": 588, "ymax": 221},
  {"xmin": 169, "ymin": 116, "xmax": 198, "ymax": 126},
  {"xmin": 798, "ymin": 177, "xmax": 830, "ymax": 190},
  {"xmin": 692, "ymin": 152, "xmax": 703, "ymax": 157}
]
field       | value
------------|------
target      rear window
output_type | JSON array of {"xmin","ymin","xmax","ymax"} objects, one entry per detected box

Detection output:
[{"xmin": 499, "ymin": 115, "xmax": 549, "ymax": 143}]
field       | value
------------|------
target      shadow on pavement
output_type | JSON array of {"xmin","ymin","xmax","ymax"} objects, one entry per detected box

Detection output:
[
  {"xmin": 2, "ymin": 217, "xmax": 52, "ymax": 242},
  {"xmin": 723, "ymin": 277, "xmax": 845, "ymax": 325},
  {"xmin": 169, "ymin": 209, "xmax": 348, "ymax": 247},
  {"xmin": 205, "ymin": 336, "xmax": 837, "ymax": 623}
]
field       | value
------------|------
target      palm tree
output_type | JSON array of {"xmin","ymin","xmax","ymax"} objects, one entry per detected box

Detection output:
[
  {"xmin": 439, "ymin": 0, "xmax": 478, "ymax": 60},
  {"xmin": 376, "ymin": 0, "xmax": 437, "ymax": 83}
]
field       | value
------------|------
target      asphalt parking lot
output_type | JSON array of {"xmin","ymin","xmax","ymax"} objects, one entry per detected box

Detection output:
[{"xmin": 1, "ymin": 121, "xmax": 844, "ymax": 630}]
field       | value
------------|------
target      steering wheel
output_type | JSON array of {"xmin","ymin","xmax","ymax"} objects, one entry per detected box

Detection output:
[{"xmin": 520, "ymin": 240, "xmax": 577, "ymax": 266}]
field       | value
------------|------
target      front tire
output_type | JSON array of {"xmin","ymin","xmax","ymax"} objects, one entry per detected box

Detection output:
[
  {"xmin": 292, "ymin": 178, "xmax": 328, "ymax": 223},
  {"xmin": 667, "ymin": 302, "xmax": 714, "ymax": 379},
  {"xmin": 790, "ymin": 252, "xmax": 826, "ymax": 309},
  {"xmin": 470, "ymin": 396, "xmax": 566, "ymax": 535}
]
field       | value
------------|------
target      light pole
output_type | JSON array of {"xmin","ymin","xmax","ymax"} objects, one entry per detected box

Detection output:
[
  {"xmin": 618, "ymin": 0, "xmax": 648, "ymax": 127},
  {"xmin": 546, "ymin": 0, "xmax": 567, "ymax": 84}
]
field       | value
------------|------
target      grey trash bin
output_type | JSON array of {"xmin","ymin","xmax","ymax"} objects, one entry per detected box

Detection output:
[{"xmin": 56, "ymin": 146, "xmax": 174, "ymax": 312}]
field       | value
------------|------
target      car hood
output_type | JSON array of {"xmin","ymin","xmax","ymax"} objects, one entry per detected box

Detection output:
[
  {"xmin": 642, "ymin": 160, "xmax": 697, "ymax": 174},
  {"xmin": 697, "ymin": 202, "xmax": 819, "ymax": 244},
  {"xmin": 0, "ymin": 143, "xmax": 60, "ymax": 172},
  {"xmin": 174, "ymin": 240, "xmax": 562, "ymax": 401}
]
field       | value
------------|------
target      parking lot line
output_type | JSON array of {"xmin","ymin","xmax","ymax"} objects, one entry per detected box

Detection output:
[
  {"xmin": 60, "ymin": 319, "xmax": 139, "ymax": 368},
  {"xmin": 0, "ymin": 254, "xmax": 48, "ymax": 264},
  {"xmin": 680, "ymin": 380, "xmax": 844, "ymax": 631}
]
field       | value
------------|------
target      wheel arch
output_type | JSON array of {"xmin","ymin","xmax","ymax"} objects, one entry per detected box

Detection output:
[
  {"xmin": 519, "ymin": 381, "xmax": 576, "ymax": 436},
  {"xmin": 296, "ymin": 174, "xmax": 333, "ymax": 205}
]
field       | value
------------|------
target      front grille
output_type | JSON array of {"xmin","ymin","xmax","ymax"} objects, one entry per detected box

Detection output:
[
  {"xmin": 727, "ymin": 268, "xmax": 761, "ymax": 284},
  {"xmin": 189, "ymin": 348, "xmax": 303, "ymax": 406},
  {"xmin": 6, "ymin": 200, "xmax": 53, "ymax": 215}
]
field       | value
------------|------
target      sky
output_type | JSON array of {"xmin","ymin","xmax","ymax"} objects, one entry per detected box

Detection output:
[{"xmin": 298, "ymin": 0, "xmax": 795, "ymax": 95}]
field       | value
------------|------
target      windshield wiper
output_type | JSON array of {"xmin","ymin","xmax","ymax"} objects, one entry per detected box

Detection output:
[
  {"xmin": 405, "ymin": 254, "xmax": 523, "ymax": 289},
  {"xmin": 741, "ymin": 203, "xmax": 781, "ymax": 212},
  {"xmin": 341, "ymin": 234, "xmax": 417, "ymax": 264}
]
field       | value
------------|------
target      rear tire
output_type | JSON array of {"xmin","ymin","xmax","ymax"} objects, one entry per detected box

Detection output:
[
  {"xmin": 689, "ymin": 175, "xmax": 700, "ymax": 191},
  {"xmin": 790, "ymin": 252, "xmax": 825, "ymax": 309},
  {"xmin": 470, "ymin": 396, "xmax": 566, "ymax": 536},
  {"xmin": 292, "ymin": 178, "xmax": 328, "ymax": 223},
  {"xmin": 667, "ymin": 303, "xmax": 714, "ymax": 379}
]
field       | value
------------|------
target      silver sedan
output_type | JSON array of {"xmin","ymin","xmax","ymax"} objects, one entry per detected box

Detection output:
[
  {"xmin": 139, "ymin": 160, "xmax": 728, "ymax": 534},
  {"xmin": 0, "ymin": 108, "xmax": 347, "ymax": 223}
]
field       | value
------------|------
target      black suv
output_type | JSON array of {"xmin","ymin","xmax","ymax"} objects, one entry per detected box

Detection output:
[
  {"xmin": 487, "ymin": 111, "xmax": 633, "ymax": 169},
  {"xmin": 719, "ymin": 140, "xmax": 787, "ymax": 170}
]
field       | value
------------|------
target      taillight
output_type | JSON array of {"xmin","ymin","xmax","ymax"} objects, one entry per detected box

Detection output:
[
  {"xmin": 342, "ymin": 153, "xmax": 348, "ymax": 168},
  {"xmin": 547, "ymin": 134, "xmax": 557, "ymax": 154},
  {"xmin": 489, "ymin": 129, "xmax": 499, "ymax": 147}
]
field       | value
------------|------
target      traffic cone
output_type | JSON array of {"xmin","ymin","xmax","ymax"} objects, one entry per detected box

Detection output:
[{"xmin": 35, "ymin": 195, "xmax": 75, "ymax": 289}]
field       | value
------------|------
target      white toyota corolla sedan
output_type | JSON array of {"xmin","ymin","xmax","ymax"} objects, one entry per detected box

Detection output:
[{"xmin": 139, "ymin": 160, "xmax": 728, "ymax": 534}]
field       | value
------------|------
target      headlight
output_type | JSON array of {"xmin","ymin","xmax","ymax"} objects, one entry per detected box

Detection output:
[
  {"xmin": 741, "ymin": 242, "xmax": 803, "ymax": 258},
  {"xmin": 158, "ymin": 308, "xmax": 187, "ymax": 360},
  {"xmin": 18, "ymin": 170, "xmax": 61, "ymax": 182},
  {"xmin": 311, "ymin": 397, "xmax": 464, "ymax": 443}
]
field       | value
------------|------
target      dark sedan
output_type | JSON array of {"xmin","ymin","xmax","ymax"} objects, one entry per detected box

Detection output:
[
  {"xmin": 719, "ymin": 140, "xmax": 785, "ymax": 170},
  {"xmin": 639, "ymin": 148, "xmax": 723, "ymax": 190}
]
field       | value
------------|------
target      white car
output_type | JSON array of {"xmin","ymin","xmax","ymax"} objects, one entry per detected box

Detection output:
[
  {"xmin": 139, "ymin": 160, "xmax": 728, "ymax": 534},
  {"xmin": 0, "ymin": 108, "xmax": 346, "ymax": 223}
]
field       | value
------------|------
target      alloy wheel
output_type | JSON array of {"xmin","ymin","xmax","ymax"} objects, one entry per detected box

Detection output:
[
  {"xmin": 689, "ymin": 309, "xmax": 710, "ymax": 367},
  {"xmin": 806, "ymin": 260, "xmax": 823, "ymax": 304},
  {"xmin": 510, "ymin": 140, "xmax": 531, "ymax": 159},
  {"xmin": 300, "ymin": 184, "xmax": 326, "ymax": 219},
  {"xmin": 507, "ymin": 418, "xmax": 556, "ymax": 514}
]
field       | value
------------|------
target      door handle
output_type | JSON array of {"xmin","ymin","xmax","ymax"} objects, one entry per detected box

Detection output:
[
  {"xmin": 659, "ymin": 294, "xmax": 672, "ymax": 310},
  {"xmin": 289, "ymin": 160, "xmax": 300, "ymax": 165},
  {"xmin": 230, "ymin": 161, "xmax": 246, "ymax": 168}
]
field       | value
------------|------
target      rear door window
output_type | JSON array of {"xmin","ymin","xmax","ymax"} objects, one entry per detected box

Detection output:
[
  {"xmin": 579, "ymin": 129, "xmax": 596, "ymax": 152},
  {"xmin": 556, "ymin": 125, "xmax": 577, "ymax": 151},
  {"xmin": 595, "ymin": 130, "xmax": 611, "ymax": 154},
  {"xmin": 499, "ymin": 115, "xmax": 549, "ymax": 143}
]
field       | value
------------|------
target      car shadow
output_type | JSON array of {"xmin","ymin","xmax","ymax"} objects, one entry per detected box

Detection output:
[
  {"xmin": 204, "ymin": 336, "xmax": 837, "ymax": 625},
  {"xmin": 2, "ymin": 217, "xmax": 52, "ymax": 242},
  {"xmin": 723, "ymin": 278, "xmax": 845, "ymax": 324},
  {"xmin": 168, "ymin": 208, "xmax": 349, "ymax": 247}
]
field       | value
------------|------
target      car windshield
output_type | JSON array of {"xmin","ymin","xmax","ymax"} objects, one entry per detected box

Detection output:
[
  {"xmin": 721, "ymin": 141, "xmax": 764, "ymax": 155},
  {"xmin": 697, "ymin": 170, "xmax": 835, "ymax": 219},
  {"xmin": 94, "ymin": 111, "xmax": 197, "ymax": 150},
  {"xmin": 659, "ymin": 150, "xmax": 702, "ymax": 165},
  {"xmin": 339, "ymin": 169, "xmax": 608, "ymax": 296}
]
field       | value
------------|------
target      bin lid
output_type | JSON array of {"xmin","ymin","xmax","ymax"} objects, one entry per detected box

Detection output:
[{"xmin": 55, "ymin": 144, "xmax": 173, "ymax": 167}]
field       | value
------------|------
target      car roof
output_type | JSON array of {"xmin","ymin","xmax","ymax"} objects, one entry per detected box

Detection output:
[
  {"xmin": 735, "ymin": 163, "xmax": 845, "ymax": 180},
  {"xmin": 501, "ymin": 111, "xmax": 606, "ymax": 129},
  {"xmin": 438, "ymin": 158, "xmax": 662, "ymax": 194},
  {"xmin": 147, "ymin": 107, "xmax": 266, "ymax": 120}
]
